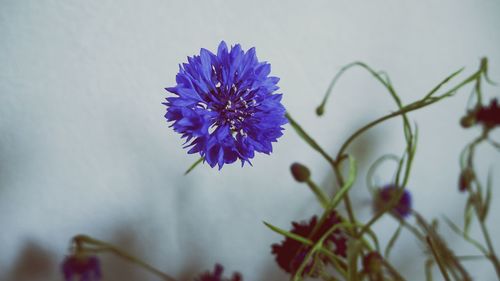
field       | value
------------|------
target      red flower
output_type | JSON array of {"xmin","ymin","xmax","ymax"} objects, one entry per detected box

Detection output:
[
  {"xmin": 271, "ymin": 210, "xmax": 347, "ymax": 276},
  {"xmin": 476, "ymin": 98, "xmax": 500, "ymax": 129}
]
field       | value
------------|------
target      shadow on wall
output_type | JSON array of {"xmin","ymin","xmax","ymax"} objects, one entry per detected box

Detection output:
[
  {"xmin": 3, "ymin": 241, "xmax": 56, "ymax": 281},
  {"xmin": 0, "ymin": 225, "xmax": 207, "ymax": 281}
]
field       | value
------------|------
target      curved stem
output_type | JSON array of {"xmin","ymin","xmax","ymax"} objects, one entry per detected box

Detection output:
[
  {"xmin": 426, "ymin": 236, "xmax": 451, "ymax": 281},
  {"xmin": 479, "ymin": 220, "xmax": 500, "ymax": 279},
  {"xmin": 306, "ymin": 179, "xmax": 330, "ymax": 209},
  {"xmin": 74, "ymin": 235, "xmax": 177, "ymax": 281}
]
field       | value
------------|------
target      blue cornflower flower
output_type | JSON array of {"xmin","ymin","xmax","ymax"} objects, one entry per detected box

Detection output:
[
  {"xmin": 61, "ymin": 255, "xmax": 101, "ymax": 281},
  {"xmin": 164, "ymin": 41, "xmax": 287, "ymax": 169}
]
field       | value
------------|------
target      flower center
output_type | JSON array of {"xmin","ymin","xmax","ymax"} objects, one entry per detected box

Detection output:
[
  {"xmin": 219, "ymin": 98, "xmax": 253, "ymax": 131},
  {"xmin": 208, "ymin": 86, "xmax": 256, "ymax": 133}
]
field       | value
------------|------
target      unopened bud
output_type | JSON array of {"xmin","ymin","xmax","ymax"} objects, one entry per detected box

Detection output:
[
  {"xmin": 460, "ymin": 113, "xmax": 476, "ymax": 128},
  {"xmin": 363, "ymin": 252, "xmax": 383, "ymax": 274},
  {"xmin": 290, "ymin": 163, "xmax": 310, "ymax": 182},
  {"xmin": 459, "ymin": 168, "xmax": 474, "ymax": 192}
]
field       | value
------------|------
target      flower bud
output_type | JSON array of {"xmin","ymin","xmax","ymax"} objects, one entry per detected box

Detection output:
[
  {"xmin": 362, "ymin": 252, "xmax": 383, "ymax": 275},
  {"xmin": 290, "ymin": 163, "xmax": 311, "ymax": 183},
  {"xmin": 373, "ymin": 185, "xmax": 412, "ymax": 218},
  {"xmin": 459, "ymin": 168, "xmax": 474, "ymax": 192},
  {"xmin": 460, "ymin": 113, "xmax": 476, "ymax": 128}
]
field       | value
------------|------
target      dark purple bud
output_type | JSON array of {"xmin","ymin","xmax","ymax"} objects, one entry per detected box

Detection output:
[
  {"xmin": 290, "ymin": 163, "xmax": 311, "ymax": 183},
  {"xmin": 61, "ymin": 255, "xmax": 101, "ymax": 281},
  {"xmin": 373, "ymin": 185, "xmax": 412, "ymax": 218}
]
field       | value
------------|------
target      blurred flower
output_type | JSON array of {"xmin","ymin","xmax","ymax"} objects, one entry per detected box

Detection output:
[
  {"xmin": 362, "ymin": 252, "xmax": 383, "ymax": 274},
  {"xmin": 290, "ymin": 162, "xmax": 311, "ymax": 182},
  {"xmin": 194, "ymin": 264, "xmax": 242, "ymax": 281},
  {"xmin": 476, "ymin": 98, "xmax": 500, "ymax": 129},
  {"xmin": 61, "ymin": 255, "xmax": 101, "ymax": 281},
  {"xmin": 461, "ymin": 98, "xmax": 500, "ymax": 129},
  {"xmin": 164, "ymin": 41, "xmax": 287, "ymax": 169},
  {"xmin": 373, "ymin": 185, "xmax": 412, "ymax": 218},
  {"xmin": 459, "ymin": 168, "xmax": 474, "ymax": 192},
  {"xmin": 271, "ymin": 210, "xmax": 347, "ymax": 276}
]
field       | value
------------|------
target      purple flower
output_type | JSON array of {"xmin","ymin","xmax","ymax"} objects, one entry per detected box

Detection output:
[
  {"xmin": 373, "ymin": 185, "xmax": 412, "ymax": 218},
  {"xmin": 61, "ymin": 255, "xmax": 101, "ymax": 281},
  {"xmin": 164, "ymin": 41, "xmax": 287, "ymax": 169},
  {"xmin": 271, "ymin": 210, "xmax": 347, "ymax": 276},
  {"xmin": 195, "ymin": 264, "xmax": 242, "ymax": 281}
]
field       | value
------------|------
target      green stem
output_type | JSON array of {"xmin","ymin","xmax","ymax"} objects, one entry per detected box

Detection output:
[
  {"xmin": 336, "ymin": 63, "xmax": 485, "ymax": 162},
  {"xmin": 285, "ymin": 113, "xmax": 358, "ymax": 229},
  {"xmin": 332, "ymin": 164, "xmax": 357, "ymax": 229},
  {"xmin": 75, "ymin": 235, "xmax": 177, "ymax": 281},
  {"xmin": 184, "ymin": 157, "xmax": 204, "ymax": 175},
  {"xmin": 306, "ymin": 179, "xmax": 330, "ymax": 209},
  {"xmin": 426, "ymin": 236, "xmax": 451, "ymax": 281},
  {"xmin": 463, "ymin": 131, "xmax": 500, "ymax": 278},
  {"xmin": 381, "ymin": 257, "xmax": 406, "ymax": 281},
  {"xmin": 479, "ymin": 220, "xmax": 500, "ymax": 279}
]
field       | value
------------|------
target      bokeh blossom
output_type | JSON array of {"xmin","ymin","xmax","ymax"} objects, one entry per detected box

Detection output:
[
  {"xmin": 61, "ymin": 255, "xmax": 101, "ymax": 281},
  {"xmin": 373, "ymin": 185, "xmax": 412, "ymax": 218},
  {"xmin": 362, "ymin": 252, "xmax": 383, "ymax": 274},
  {"xmin": 164, "ymin": 41, "xmax": 287, "ymax": 169},
  {"xmin": 271, "ymin": 210, "xmax": 347, "ymax": 276},
  {"xmin": 194, "ymin": 264, "xmax": 242, "ymax": 281}
]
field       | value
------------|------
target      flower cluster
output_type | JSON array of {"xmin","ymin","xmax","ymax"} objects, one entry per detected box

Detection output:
[
  {"xmin": 271, "ymin": 210, "xmax": 347, "ymax": 276},
  {"xmin": 194, "ymin": 264, "xmax": 242, "ymax": 281},
  {"xmin": 164, "ymin": 41, "xmax": 287, "ymax": 169}
]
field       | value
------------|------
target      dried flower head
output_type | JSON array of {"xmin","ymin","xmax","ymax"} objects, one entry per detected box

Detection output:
[
  {"xmin": 164, "ymin": 41, "xmax": 287, "ymax": 169},
  {"xmin": 195, "ymin": 264, "xmax": 242, "ymax": 281},
  {"xmin": 61, "ymin": 255, "xmax": 101, "ymax": 281},
  {"xmin": 374, "ymin": 185, "xmax": 412, "ymax": 218},
  {"xmin": 271, "ymin": 210, "xmax": 347, "ymax": 276}
]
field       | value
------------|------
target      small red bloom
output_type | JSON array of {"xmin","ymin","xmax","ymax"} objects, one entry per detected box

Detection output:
[
  {"xmin": 271, "ymin": 210, "xmax": 347, "ymax": 276},
  {"xmin": 476, "ymin": 98, "xmax": 500, "ymax": 129}
]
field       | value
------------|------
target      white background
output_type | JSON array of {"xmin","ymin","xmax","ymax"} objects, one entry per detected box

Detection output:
[{"xmin": 1, "ymin": 1, "xmax": 499, "ymax": 280}]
